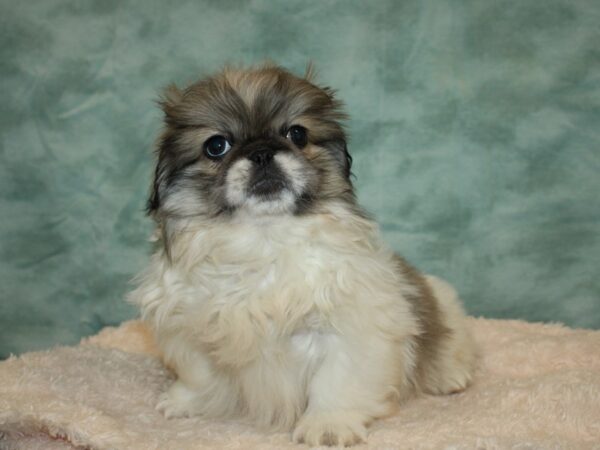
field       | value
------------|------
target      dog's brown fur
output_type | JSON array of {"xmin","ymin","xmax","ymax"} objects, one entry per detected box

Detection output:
[{"xmin": 130, "ymin": 64, "xmax": 476, "ymax": 446}]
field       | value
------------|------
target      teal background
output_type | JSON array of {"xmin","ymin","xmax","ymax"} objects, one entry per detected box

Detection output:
[{"xmin": 1, "ymin": 0, "xmax": 599, "ymax": 358}]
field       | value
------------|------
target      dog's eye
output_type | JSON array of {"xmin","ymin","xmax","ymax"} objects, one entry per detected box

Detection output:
[
  {"xmin": 204, "ymin": 135, "xmax": 232, "ymax": 159},
  {"xmin": 286, "ymin": 125, "xmax": 308, "ymax": 148}
]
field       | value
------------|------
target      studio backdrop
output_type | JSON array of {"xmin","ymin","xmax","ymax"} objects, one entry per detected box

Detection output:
[{"xmin": 1, "ymin": 0, "xmax": 599, "ymax": 358}]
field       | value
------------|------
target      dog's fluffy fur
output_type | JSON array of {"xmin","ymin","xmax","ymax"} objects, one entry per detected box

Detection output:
[{"xmin": 129, "ymin": 64, "xmax": 476, "ymax": 446}]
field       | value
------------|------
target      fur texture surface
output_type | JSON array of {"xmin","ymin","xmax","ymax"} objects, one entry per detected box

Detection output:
[
  {"xmin": 1, "ymin": 319, "xmax": 599, "ymax": 449},
  {"xmin": 129, "ymin": 64, "xmax": 476, "ymax": 445}
]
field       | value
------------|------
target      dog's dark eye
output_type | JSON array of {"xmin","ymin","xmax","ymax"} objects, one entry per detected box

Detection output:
[
  {"xmin": 204, "ymin": 135, "xmax": 232, "ymax": 159},
  {"xmin": 286, "ymin": 125, "xmax": 308, "ymax": 148}
]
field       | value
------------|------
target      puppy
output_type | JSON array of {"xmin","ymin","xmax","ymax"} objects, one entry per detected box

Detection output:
[{"xmin": 129, "ymin": 64, "xmax": 476, "ymax": 446}]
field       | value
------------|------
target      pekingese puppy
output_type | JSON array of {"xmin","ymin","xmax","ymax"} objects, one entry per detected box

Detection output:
[{"xmin": 129, "ymin": 64, "xmax": 476, "ymax": 446}]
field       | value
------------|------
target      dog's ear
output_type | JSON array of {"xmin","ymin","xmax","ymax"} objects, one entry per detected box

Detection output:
[
  {"xmin": 328, "ymin": 137, "xmax": 353, "ymax": 181},
  {"xmin": 341, "ymin": 140, "xmax": 353, "ymax": 180},
  {"xmin": 146, "ymin": 131, "xmax": 183, "ymax": 216},
  {"xmin": 147, "ymin": 85, "xmax": 184, "ymax": 215},
  {"xmin": 146, "ymin": 161, "xmax": 162, "ymax": 215},
  {"xmin": 301, "ymin": 68, "xmax": 352, "ymax": 180},
  {"xmin": 146, "ymin": 135, "xmax": 169, "ymax": 215},
  {"xmin": 158, "ymin": 84, "xmax": 183, "ymax": 123}
]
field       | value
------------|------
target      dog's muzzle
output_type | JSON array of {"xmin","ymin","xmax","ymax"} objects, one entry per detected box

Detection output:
[{"xmin": 247, "ymin": 148, "xmax": 288, "ymax": 197}]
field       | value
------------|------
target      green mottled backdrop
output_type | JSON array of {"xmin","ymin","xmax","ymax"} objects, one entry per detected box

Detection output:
[{"xmin": 1, "ymin": 0, "xmax": 599, "ymax": 358}]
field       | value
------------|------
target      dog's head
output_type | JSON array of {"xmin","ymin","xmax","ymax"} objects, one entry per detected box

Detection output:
[{"xmin": 147, "ymin": 64, "xmax": 354, "ymax": 221}]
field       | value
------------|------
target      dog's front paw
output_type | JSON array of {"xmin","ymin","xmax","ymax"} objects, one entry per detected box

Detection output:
[
  {"xmin": 156, "ymin": 380, "xmax": 201, "ymax": 419},
  {"xmin": 293, "ymin": 411, "xmax": 367, "ymax": 447}
]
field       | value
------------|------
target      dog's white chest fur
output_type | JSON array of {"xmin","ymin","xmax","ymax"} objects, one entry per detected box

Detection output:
[
  {"xmin": 198, "ymin": 217, "xmax": 337, "ymax": 342},
  {"xmin": 131, "ymin": 207, "xmax": 422, "ymax": 430}
]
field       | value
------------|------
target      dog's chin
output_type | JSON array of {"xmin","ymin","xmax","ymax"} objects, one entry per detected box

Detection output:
[{"xmin": 238, "ymin": 189, "xmax": 297, "ymax": 216}]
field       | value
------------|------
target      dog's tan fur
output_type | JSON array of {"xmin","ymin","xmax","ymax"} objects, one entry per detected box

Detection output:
[{"xmin": 130, "ymin": 64, "xmax": 476, "ymax": 446}]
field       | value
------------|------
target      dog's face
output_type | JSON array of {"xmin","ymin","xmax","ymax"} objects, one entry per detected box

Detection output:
[{"xmin": 148, "ymin": 65, "xmax": 354, "ymax": 221}]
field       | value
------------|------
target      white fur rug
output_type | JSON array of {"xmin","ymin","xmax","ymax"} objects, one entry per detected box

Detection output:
[{"xmin": 1, "ymin": 318, "xmax": 599, "ymax": 449}]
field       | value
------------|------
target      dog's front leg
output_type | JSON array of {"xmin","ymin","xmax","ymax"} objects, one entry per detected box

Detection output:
[
  {"xmin": 157, "ymin": 340, "xmax": 239, "ymax": 419},
  {"xmin": 292, "ymin": 332, "xmax": 407, "ymax": 446}
]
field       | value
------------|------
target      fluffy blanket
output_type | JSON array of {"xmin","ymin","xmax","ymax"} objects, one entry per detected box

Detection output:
[{"xmin": 1, "ymin": 318, "xmax": 599, "ymax": 449}]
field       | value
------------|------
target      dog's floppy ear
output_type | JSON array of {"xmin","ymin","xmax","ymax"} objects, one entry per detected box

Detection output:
[
  {"xmin": 147, "ymin": 84, "xmax": 183, "ymax": 215},
  {"xmin": 341, "ymin": 140, "xmax": 353, "ymax": 180},
  {"xmin": 327, "ymin": 137, "xmax": 353, "ymax": 181},
  {"xmin": 147, "ymin": 165, "xmax": 162, "ymax": 215},
  {"xmin": 146, "ymin": 133, "xmax": 170, "ymax": 215},
  {"xmin": 301, "ymin": 65, "xmax": 353, "ymax": 180},
  {"xmin": 158, "ymin": 84, "xmax": 183, "ymax": 123},
  {"xmin": 147, "ymin": 83, "xmax": 188, "ymax": 215}
]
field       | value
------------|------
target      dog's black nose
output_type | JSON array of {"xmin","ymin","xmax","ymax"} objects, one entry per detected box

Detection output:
[{"xmin": 248, "ymin": 149, "xmax": 274, "ymax": 167}]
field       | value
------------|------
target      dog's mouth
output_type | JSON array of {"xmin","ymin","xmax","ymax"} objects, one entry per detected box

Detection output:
[{"xmin": 248, "ymin": 168, "xmax": 289, "ymax": 198}]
